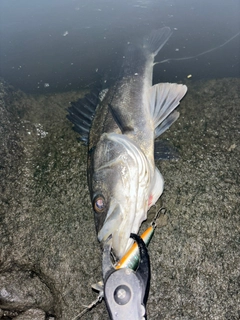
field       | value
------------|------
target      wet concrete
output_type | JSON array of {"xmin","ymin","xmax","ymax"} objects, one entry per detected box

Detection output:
[{"xmin": 0, "ymin": 77, "xmax": 239, "ymax": 319}]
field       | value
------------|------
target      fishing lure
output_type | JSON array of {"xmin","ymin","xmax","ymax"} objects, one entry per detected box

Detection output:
[{"xmin": 115, "ymin": 207, "xmax": 166, "ymax": 270}]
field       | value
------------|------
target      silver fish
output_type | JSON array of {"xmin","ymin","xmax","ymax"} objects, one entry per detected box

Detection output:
[{"xmin": 68, "ymin": 27, "xmax": 187, "ymax": 259}]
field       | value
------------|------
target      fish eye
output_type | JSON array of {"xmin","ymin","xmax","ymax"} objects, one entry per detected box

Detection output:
[{"xmin": 93, "ymin": 195, "xmax": 105, "ymax": 213}]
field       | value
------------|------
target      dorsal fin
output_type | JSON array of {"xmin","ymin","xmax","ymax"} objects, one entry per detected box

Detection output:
[{"xmin": 67, "ymin": 88, "xmax": 101, "ymax": 145}]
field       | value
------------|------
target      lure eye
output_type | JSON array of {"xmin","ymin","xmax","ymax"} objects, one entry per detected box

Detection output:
[{"xmin": 93, "ymin": 195, "xmax": 105, "ymax": 213}]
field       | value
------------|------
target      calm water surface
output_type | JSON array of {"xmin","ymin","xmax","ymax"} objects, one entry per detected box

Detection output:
[{"xmin": 0, "ymin": 0, "xmax": 239, "ymax": 93}]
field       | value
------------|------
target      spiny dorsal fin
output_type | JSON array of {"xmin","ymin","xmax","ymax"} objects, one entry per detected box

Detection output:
[{"xmin": 67, "ymin": 88, "xmax": 101, "ymax": 145}]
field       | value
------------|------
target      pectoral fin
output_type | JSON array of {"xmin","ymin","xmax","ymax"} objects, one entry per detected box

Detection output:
[{"xmin": 108, "ymin": 103, "xmax": 134, "ymax": 133}]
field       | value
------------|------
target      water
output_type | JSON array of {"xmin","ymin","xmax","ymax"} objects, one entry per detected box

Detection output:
[{"xmin": 0, "ymin": 0, "xmax": 239, "ymax": 93}]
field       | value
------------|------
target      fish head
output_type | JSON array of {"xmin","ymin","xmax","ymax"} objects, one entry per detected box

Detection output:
[{"xmin": 90, "ymin": 132, "xmax": 155, "ymax": 259}]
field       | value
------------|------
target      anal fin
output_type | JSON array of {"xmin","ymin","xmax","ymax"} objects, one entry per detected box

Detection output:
[
  {"xmin": 155, "ymin": 110, "xmax": 179, "ymax": 138},
  {"xmin": 149, "ymin": 82, "xmax": 187, "ymax": 136}
]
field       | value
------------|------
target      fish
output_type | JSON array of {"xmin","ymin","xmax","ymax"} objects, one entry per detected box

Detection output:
[{"xmin": 67, "ymin": 27, "xmax": 187, "ymax": 259}]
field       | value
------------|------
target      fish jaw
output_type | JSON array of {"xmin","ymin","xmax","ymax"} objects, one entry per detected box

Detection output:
[
  {"xmin": 97, "ymin": 203, "xmax": 143, "ymax": 259},
  {"xmin": 97, "ymin": 200, "xmax": 148, "ymax": 259}
]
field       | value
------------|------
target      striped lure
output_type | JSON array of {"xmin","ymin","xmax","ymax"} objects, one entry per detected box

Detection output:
[{"xmin": 115, "ymin": 207, "xmax": 166, "ymax": 270}]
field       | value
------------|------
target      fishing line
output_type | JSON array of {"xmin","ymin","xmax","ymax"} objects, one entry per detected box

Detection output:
[
  {"xmin": 157, "ymin": 31, "xmax": 240, "ymax": 64},
  {"xmin": 71, "ymin": 294, "xmax": 103, "ymax": 320}
]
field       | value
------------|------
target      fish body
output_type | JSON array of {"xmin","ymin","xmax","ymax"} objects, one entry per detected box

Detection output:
[{"xmin": 68, "ymin": 27, "xmax": 187, "ymax": 259}]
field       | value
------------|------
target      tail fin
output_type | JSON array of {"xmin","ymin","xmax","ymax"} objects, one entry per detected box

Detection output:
[
  {"xmin": 119, "ymin": 27, "xmax": 172, "ymax": 80},
  {"xmin": 143, "ymin": 27, "xmax": 172, "ymax": 56}
]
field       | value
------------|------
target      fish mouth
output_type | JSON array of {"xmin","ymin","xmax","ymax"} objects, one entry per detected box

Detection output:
[{"xmin": 97, "ymin": 202, "xmax": 137, "ymax": 259}]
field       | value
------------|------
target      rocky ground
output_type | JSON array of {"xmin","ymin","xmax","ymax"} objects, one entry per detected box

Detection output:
[{"xmin": 0, "ymin": 77, "xmax": 239, "ymax": 319}]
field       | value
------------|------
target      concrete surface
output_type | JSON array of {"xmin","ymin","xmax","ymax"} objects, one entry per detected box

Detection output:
[{"xmin": 0, "ymin": 77, "xmax": 239, "ymax": 319}]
